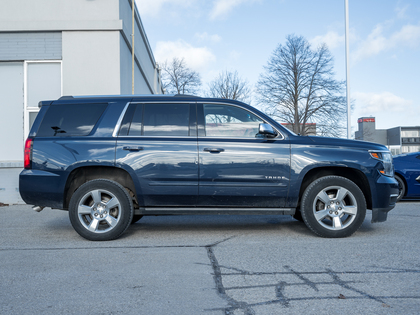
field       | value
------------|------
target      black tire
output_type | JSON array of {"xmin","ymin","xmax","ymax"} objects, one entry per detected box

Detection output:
[
  {"xmin": 69, "ymin": 179, "xmax": 133, "ymax": 241},
  {"xmin": 395, "ymin": 175, "xmax": 406, "ymax": 202},
  {"xmin": 300, "ymin": 176, "xmax": 366, "ymax": 238},
  {"xmin": 131, "ymin": 214, "xmax": 143, "ymax": 224}
]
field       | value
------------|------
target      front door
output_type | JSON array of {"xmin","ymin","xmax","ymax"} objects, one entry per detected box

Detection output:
[{"xmin": 197, "ymin": 103, "xmax": 290, "ymax": 207}]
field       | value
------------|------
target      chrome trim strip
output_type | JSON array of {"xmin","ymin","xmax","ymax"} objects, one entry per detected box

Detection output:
[
  {"xmin": 115, "ymin": 100, "xmax": 285, "ymax": 140},
  {"xmin": 112, "ymin": 102, "xmax": 131, "ymax": 137},
  {"xmin": 199, "ymin": 183, "xmax": 287, "ymax": 187},
  {"xmin": 390, "ymin": 194, "xmax": 399, "ymax": 198},
  {"xmin": 116, "ymin": 135, "xmax": 283, "ymax": 141}
]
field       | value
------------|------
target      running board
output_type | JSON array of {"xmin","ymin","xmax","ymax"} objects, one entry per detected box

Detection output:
[{"xmin": 135, "ymin": 207, "xmax": 296, "ymax": 216}]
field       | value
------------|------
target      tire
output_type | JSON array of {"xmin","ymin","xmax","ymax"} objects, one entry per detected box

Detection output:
[
  {"xmin": 395, "ymin": 175, "xmax": 406, "ymax": 202},
  {"xmin": 69, "ymin": 179, "xmax": 133, "ymax": 241},
  {"xmin": 300, "ymin": 176, "xmax": 366, "ymax": 238},
  {"xmin": 131, "ymin": 214, "xmax": 143, "ymax": 224}
]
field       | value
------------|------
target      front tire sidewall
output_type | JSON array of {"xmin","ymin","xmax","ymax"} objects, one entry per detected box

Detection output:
[
  {"xmin": 69, "ymin": 179, "xmax": 133, "ymax": 241},
  {"xmin": 395, "ymin": 175, "xmax": 405, "ymax": 202},
  {"xmin": 301, "ymin": 176, "xmax": 366, "ymax": 238}
]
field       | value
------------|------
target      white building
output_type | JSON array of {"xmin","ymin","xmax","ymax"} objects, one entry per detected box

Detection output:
[{"xmin": 0, "ymin": 0, "xmax": 163, "ymax": 204}]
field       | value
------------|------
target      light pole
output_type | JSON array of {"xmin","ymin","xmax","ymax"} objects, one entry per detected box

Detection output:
[
  {"xmin": 132, "ymin": 0, "xmax": 135, "ymax": 95},
  {"xmin": 345, "ymin": 0, "xmax": 351, "ymax": 139}
]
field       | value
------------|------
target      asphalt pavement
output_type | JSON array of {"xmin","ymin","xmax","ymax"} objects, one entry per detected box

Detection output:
[{"xmin": 1, "ymin": 202, "xmax": 419, "ymax": 314}]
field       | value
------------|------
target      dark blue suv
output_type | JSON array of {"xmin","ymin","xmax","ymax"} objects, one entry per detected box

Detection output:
[{"xmin": 20, "ymin": 95, "xmax": 398, "ymax": 240}]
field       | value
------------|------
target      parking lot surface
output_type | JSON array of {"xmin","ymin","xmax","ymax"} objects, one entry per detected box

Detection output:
[{"xmin": 1, "ymin": 202, "xmax": 419, "ymax": 314}]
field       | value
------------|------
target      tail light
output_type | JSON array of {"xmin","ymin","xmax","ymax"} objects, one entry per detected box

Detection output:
[{"xmin": 24, "ymin": 138, "xmax": 33, "ymax": 169}]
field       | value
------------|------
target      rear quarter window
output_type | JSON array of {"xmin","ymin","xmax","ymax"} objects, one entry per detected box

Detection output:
[{"xmin": 36, "ymin": 103, "xmax": 107, "ymax": 137}]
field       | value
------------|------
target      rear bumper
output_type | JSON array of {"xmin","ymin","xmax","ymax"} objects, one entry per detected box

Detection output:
[{"xmin": 19, "ymin": 169, "xmax": 65, "ymax": 209}]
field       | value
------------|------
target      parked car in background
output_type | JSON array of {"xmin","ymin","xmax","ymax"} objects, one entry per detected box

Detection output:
[{"xmin": 393, "ymin": 152, "xmax": 420, "ymax": 201}]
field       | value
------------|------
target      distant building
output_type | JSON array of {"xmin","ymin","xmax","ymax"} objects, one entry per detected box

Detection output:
[
  {"xmin": 0, "ymin": 0, "xmax": 163, "ymax": 204},
  {"xmin": 281, "ymin": 123, "xmax": 317, "ymax": 136},
  {"xmin": 355, "ymin": 117, "xmax": 420, "ymax": 155}
]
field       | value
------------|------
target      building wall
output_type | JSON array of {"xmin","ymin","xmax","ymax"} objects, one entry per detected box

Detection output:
[
  {"xmin": 0, "ymin": 0, "xmax": 162, "ymax": 204},
  {"xmin": 0, "ymin": 0, "xmax": 120, "ymax": 28},
  {"xmin": 387, "ymin": 127, "xmax": 401, "ymax": 146},
  {"xmin": 0, "ymin": 0, "xmax": 162, "ymax": 95},
  {"xmin": 119, "ymin": 34, "xmax": 153, "ymax": 94},
  {"xmin": 62, "ymin": 31, "xmax": 121, "ymax": 95},
  {"xmin": 375, "ymin": 130, "xmax": 388, "ymax": 146},
  {"xmin": 0, "ymin": 32, "xmax": 62, "ymax": 61},
  {"xmin": 0, "ymin": 62, "xmax": 24, "ymax": 161},
  {"xmin": 118, "ymin": 0, "xmax": 160, "ymax": 94},
  {"xmin": 0, "ymin": 62, "xmax": 24, "ymax": 203}
]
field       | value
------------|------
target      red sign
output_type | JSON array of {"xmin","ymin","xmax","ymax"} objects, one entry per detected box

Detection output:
[{"xmin": 358, "ymin": 118, "xmax": 375, "ymax": 123}]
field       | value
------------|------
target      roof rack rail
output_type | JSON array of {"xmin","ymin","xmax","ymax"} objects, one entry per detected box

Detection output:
[
  {"xmin": 59, "ymin": 96, "xmax": 74, "ymax": 100},
  {"xmin": 174, "ymin": 94, "xmax": 199, "ymax": 97}
]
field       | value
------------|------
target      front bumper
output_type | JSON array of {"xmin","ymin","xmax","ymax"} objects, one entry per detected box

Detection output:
[{"xmin": 370, "ymin": 175, "xmax": 399, "ymax": 223}]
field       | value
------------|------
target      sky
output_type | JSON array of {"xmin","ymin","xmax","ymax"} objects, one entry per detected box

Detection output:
[{"xmin": 135, "ymin": 0, "xmax": 420, "ymax": 135}]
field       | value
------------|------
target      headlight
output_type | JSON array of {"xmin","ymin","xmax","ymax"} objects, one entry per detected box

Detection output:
[{"xmin": 369, "ymin": 151, "xmax": 394, "ymax": 177}]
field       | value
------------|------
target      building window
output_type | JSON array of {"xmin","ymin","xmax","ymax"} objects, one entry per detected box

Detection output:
[
  {"xmin": 402, "ymin": 145, "xmax": 420, "ymax": 153},
  {"xmin": 24, "ymin": 61, "xmax": 62, "ymax": 137},
  {"xmin": 389, "ymin": 146, "xmax": 401, "ymax": 156},
  {"xmin": 401, "ymin": 130, "xmax": 420, "ymax": 137}
]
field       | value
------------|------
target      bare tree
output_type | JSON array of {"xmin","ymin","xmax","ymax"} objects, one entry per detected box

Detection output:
[
  {"xmin": 160, "ymin": 57, "xmax": 202, "ymax": 95},
  {"xmin": 207, "ymin": 70, "xmax": 251, "ymax": 103},
  {"xmin": 256, "ymin": 35, "xmax": 346, "ymax": 137}
]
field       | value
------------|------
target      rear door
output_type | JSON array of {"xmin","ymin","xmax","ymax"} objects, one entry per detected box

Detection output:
[
  {"xmin": 197, "ymin": 103, "xmax": 291, "ymax": 207},
  {"xmin": 116, "ymin": 102, "xmax": 198, "ymax": 206}
]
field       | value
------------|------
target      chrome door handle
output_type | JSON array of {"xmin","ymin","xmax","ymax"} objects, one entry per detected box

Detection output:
[
  {"xmin": 203, "ymin": 148, "xmax": 225, "ymax": 153},
  {"xmin": 123, "ymin": 146, "xmax": 143, "ymax": 151}
]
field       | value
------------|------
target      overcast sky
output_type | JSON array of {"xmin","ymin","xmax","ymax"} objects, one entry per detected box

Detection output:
[{"xmin": 136, "ymin": 0, "xmax": 420, "ymax": 133}]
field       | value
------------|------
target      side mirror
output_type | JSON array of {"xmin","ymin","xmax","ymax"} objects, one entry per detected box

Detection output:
[{"xmin": 259, "ymin": 123, "xmax": 277, "ymax": 138}]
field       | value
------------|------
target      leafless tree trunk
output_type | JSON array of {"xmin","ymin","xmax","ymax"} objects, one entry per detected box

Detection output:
[
  {"xmin": 160, "ymin": 57, "xmax": 202, "ymax": 95},
  {"xmin": 256, "ymin": 35, "xmax": 346, "ymax": 137},
  {"xmin": 207, "ymin": 70, "xmax": 251, "ymax": 103}
]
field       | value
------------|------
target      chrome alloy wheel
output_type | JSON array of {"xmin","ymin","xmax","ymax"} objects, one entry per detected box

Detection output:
[
  {"xmin": 77, "ymin": 189, "xmax": 121, "ymax": 233},
  {"xmin": 312, "ymin": 186, "xmax": 357, "ymax": 230}
]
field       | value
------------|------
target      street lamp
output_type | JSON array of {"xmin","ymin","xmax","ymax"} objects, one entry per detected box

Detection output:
[
  {"xmin": 132, "ymin": 0, "xmax": 135, "ymax": 95},
  {"xmin": 345, "ymin": 0, "xmax": 351, "ymax": 139}
]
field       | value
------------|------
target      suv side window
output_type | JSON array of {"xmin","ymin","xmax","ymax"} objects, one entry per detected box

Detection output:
[
  {"xmin": 36, "ymin": 103, "xmax": 107, "ymax": 137},
  {"xmin": 126, "ymin": 103, "xmax": 190, "ymax": 137},
  {"xmin": 203, "ymin": 104, "xmax": 263, "ymax": 138}
]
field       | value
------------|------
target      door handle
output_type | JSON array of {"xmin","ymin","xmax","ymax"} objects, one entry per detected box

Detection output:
[
  {"xmin": 123, "ymin": 146, "xmax": 143, "ymax": 151},
  {"xmin": 203, "ymin": 148, "xmax": 225, "ymax": 153}
]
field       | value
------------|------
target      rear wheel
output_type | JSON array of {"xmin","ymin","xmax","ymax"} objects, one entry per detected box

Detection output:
[
  {"xmin": 69, "ymin": 179, "xmax": 133, "ymax": 241},
  {"xmin": 395, "ymin": 175, "xmax": 406, "ymax": 202},
  {"xmin": 300, "ymin": 176, "xmax": 366, "ymax": 238}
]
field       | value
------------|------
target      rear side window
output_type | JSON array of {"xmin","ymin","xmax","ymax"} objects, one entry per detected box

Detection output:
[
  {"xmin": 125, "ymin": 103, "xmax": 190, "ymax": 137},
  {"xmin": 36, "ymin": 104, "xmax": 107, "ymax": 137}
]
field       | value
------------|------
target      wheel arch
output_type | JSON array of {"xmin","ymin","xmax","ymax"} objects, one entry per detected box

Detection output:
[
  {"xmin": 298, "ymin": 167, "xmax": 372, "ymax": 210},
  {"xmin": 64, "ymin": 166, "xmax": 138, "ymax": 209}
]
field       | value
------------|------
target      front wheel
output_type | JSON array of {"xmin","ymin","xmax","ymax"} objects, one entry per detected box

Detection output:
[
  {"xmin": 300, "ymin": 176, "xmax": 366, "ymax": 238},
  {"xmin": 69, "ymin": 179, "xmax": 133, "ymax": 241}
]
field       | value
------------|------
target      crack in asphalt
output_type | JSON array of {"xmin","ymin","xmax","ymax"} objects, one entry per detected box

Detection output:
[
  {"xmin": 205, "ymin": 241, "xmax": 420, "ymax": 314},
  {"xmin": 3, "ymin": 236, "xmax": 420, "ymax": 313}
]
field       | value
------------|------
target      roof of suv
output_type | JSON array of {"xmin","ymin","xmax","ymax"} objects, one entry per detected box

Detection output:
[{"xmin": 42, "ymin": 94, "xmax": 251, "ymax": 108}]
